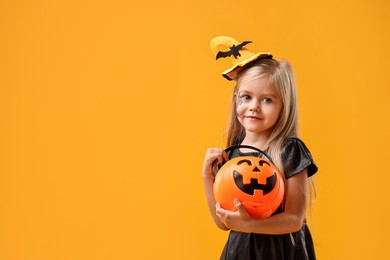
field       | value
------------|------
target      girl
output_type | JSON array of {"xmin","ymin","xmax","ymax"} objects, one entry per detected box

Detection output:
[{"xmin": 202, "ymin": 56, "xmax": 318, "ymax": 259}]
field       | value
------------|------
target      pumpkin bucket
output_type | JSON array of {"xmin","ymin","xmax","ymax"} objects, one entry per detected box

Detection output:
[{"xmin": 214, "ymin": 145, "xmax": 284, "ymax": 219}]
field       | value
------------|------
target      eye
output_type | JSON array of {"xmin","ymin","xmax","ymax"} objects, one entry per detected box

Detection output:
[
  {"xmin": 262, "ymin": 97, "xmax": 273, "ymax": 103},
  {"xmin": 237, "ymin": 94, "xmax": 251, "ymax": 105},
  {"xmin": 242, "ymin": 95, "xmax": 251, "ymax": 101},
  {"xmin": 238, "ymin": 159, "xmax": 252, "ymax": 165}
]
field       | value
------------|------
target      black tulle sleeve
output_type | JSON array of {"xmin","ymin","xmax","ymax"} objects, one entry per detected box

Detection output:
[{"xmin": 281, "ymin": 138, "xmax": 318, "ymax": 179}]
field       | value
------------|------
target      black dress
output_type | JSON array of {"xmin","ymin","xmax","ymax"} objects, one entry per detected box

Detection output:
[{"xmin": 220, "ymin": 138, "xmax": 318, "ymax": 260}]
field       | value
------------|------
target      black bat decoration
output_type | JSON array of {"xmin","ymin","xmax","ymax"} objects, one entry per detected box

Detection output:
[
  {"xmin": 234, "ymin": 171, "xmax": 276, "ymax": 196},
  {"xmin": 216, "ymin": 41, "xmax": 252, "ymax": 60}
]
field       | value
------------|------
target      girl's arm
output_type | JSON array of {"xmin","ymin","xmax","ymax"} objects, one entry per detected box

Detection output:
[
  {"xmin": 216, "ymin": 169, "xmax": 308, "ymax": 234},
  {"xmin": 202, "ymin": 148, "xmax": 230, "ymax": 231}
]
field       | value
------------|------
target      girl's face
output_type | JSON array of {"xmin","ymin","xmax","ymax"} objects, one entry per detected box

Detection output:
[{"xmin": 236, "ymin": 75, "xmax": 283, "ymax": 138}]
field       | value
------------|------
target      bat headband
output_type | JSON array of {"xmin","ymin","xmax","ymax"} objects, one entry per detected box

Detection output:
[{"xmin": 210, "ymin": 36, "xmax": 273, "ymax": 81}]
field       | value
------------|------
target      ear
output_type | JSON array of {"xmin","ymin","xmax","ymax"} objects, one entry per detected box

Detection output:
[{"xmin": 233, "ymin": 92, "xmax": 238, "ymax": 104}]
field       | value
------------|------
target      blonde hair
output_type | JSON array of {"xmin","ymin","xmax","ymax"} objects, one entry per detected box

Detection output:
[
  {"xmin": 226, "ymin": 59, "xmax": 317, "ymax": 231},
  {"xmin": 226, "ymin": 58, "xmax": 298, "ymax": 172}
]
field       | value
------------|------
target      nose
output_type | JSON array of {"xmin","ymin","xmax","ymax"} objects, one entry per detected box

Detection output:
[
  {"xmin": 249, "ymin": 99, "xmax": 260, "ymax": 112},
  {"xmin": 253, "ymin": 166, "xmax": 260, "ymax": 172}
]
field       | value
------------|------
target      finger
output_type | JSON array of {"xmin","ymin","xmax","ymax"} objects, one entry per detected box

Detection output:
[
  {"xmin": 216, "ymin": 203, "xmax": 228, "ymax": 216},
  {"xmin": 208, "ymin": 148, "xmax": 223, "ymax": 161},
  {"xmin": 211, "ymin": 149, "xmax": 225, "ymax": 172},
  {"xmin": 221, "ymin": 150, "xmax": 230, "ymax": 162},
  {"xmin": 215, "ymin": 203, "xmax": 223, "ymax": 219},
  {"xmin": 234, "ymin": 199, "xmax": 250, "ymax": 218},
  {"xmin": 205, "ymin": 149, "xmax": 220, "ymax": 166},
  {"xmin": 215, "ymin": 148, "xmax": 227, "ymax": 162},
  {"xmin": 212, "ymin": 148, "xmax": 222, "ymax": 155},
  {"xmin": 211, "ymin": 157, "xmax": 223, "ymax": 173},
  {"xmin": 216, "ymin": 202, "xmax": 222, "ymax": 213},
  {"xmin": 212, "ymin": 155, "xmax": 223, "ymax": 166},
  {"xmin": 211, "ymin": 166, "xmax": 217, "ymax": 176}
]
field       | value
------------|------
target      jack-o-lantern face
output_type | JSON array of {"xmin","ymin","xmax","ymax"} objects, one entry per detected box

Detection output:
[
  {"xmin": 233, "ymin": 159, "xmax": 276, "ymax": 196},
  {"xmin": 214, "ymin": 156, "xmax": 284, "ymax": 219}
]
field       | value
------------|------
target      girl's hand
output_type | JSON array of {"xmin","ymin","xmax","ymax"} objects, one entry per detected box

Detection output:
[
  {"xmin": 202, "ymin": 148, "xmax": 229, "ymax": 179},
  {"xmin": 202, "ymin": 148, "xmax": 230, "ymax": 230},
  {"xmin": 216, "ymin": 199, "xmax": 252, "ymax": 232}
]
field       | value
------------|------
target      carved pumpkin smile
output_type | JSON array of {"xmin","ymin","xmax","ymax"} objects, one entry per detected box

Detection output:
[{"xmin": 234, "ymin": 171, "xmax": 276, "ymax": 196}]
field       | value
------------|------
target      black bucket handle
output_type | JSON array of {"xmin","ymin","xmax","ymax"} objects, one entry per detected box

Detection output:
[{"xmin": 214, "ymin": 145, "xmax": 274, "ymax": 177}]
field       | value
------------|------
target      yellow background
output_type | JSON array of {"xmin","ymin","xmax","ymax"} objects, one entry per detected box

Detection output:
[{"xmin": 1, "ymin": 0, "xmax": 389, "ymax": 259}]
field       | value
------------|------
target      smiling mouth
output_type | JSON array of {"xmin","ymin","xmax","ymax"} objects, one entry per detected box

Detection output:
[{"xmin": 245, "ymin": 116, "xmax": 261, "ymax": 120}]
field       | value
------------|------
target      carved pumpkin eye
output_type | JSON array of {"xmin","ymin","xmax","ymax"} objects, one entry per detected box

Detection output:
[
  {"xmin": 238, "ymin": 159, "xmax": 252, "ymax": 165},
  {"xmin": 214, "ymin": 156, "xmax": 285, "ymax": 219},
  {"xmin": 259, "ymin": 160, "xmax": 270, "ymax": 167}
]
